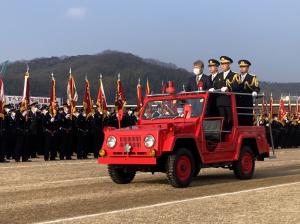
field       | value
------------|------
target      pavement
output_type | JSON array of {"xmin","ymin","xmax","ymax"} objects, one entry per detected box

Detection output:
[{"xmin": 0, "ymin": 148, "xmax": 299, "ymax": 224}]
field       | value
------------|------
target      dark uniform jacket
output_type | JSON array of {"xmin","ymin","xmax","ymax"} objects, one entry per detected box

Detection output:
[
  {"xmin": 185, "ymin": 74, "xmax": 212, "ymax": 91},
  {"xmin": 213, "ymin": 70, "xmax": 240, "ymax": 106}
]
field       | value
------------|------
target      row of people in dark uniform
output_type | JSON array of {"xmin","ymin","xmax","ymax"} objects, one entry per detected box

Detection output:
[
  {"xmin": 259, "ymin": 114, "xmax": 300, "ymax": 149},
  {"xmin": 0, "ymin": 103, "xmax": 138, "ymax": 163}
]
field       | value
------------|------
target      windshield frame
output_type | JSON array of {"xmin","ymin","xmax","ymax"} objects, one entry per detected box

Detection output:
[{"xmin": 140, "ymin": 94, "xmax": 206, "ymax": 122}]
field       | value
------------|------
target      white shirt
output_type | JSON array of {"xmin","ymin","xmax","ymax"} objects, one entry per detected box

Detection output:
[
  {"xmin": 211, "ymin": 73, "xmax": 218, "ymax": 81},
  {"xmin": 223, "ymin": 70, "xmax": 230, "ymax": 79},
  {"xmin": 241, "ymin": 73, "xmax": 247, "ymax": 82},
  {"xmin": 196, "ymin": 73, "xmax": 203, "ymax": 82}
]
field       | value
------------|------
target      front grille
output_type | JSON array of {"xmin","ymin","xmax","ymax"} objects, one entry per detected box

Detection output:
[{"xmin": 120, "ymin": 136, "xmax": 141, "ymax": 148}]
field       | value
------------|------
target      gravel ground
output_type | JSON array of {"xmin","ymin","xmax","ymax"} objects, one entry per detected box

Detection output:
[{"xmin": 0, "ymin": 149, "xmax": 299, "ymax": 224}]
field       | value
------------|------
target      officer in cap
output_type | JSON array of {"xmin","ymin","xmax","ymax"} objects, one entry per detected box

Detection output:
[
  {"xmin": 210, "ymin": 56, "xmax": 240, "ymax": 131},
  {"xmin": 208, "ymin": 59, "xmax": 220, "ymax": 82},
  {"xmin": 4, "ymin": 106, "xmax": 17, "ymax": 160},
  {"xmin": 0, "ymin": 105, "xmax": 8, "ymax": 162},
  {"xmin": 28, "ymin": 102, "xmax": 39, "ymax": 158},
  {"xmin": 185, "ymin": 60, "xmax": 212, "ymax": 91},
  {"xmin": 237, "ymin": 59, "xmax": 260, "ymax": 126}
]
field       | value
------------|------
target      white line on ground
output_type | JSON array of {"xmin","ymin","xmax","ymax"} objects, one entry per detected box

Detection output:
[{"xmin": 34, "ymin": 181, "xmax": 300, "ymax": 224}]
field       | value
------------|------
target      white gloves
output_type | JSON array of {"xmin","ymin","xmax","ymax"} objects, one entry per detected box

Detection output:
[
  {"xmin": 50, "ymin": 118, "xmax": 55, "ymax": 122},
  {"xmin": 22, "ymin": 111, "xmax": 28, "ymax": 117},
  {"xmin": 65, "ymin": 114, "xmax": 70, "ymax": 119},
  {"xmin": 208, "ymin": 88, "xmax": 215, "ymax": 92},
  {"xmin": 221, "ymin": 87, "xmax": 228, "ymax": 92},
  {"xmin": 252, "ymin": 91, "xmax": 258, "ymax": 97}
]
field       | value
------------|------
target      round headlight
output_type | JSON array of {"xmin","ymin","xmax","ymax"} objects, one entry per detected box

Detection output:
[
  {"xmin": 107, "ymin": 136, "xmax": 117, "ymax": 148},
  {"xmin": 144, "ymin": 135, "xmax": 155, "ymax": 148}
]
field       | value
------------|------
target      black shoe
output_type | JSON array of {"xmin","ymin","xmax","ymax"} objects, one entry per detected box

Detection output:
[
  {"xmin": 0, "ymin": 159, "xmax": 9, "ymax": 163},
  {"xmin": 22, "ymin": 159, "xmax": 32, "ymax": 162},
  {"xmin": 66, "ymin": 157, "xmax": 72, "ymax": 160},
  {"xmin": 15, "ymin": 159, "xmax": 20, "ymax": 162}
]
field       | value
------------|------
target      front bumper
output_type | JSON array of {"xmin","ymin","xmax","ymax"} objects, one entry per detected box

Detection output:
[{"xmin": 98, "ymin": 157, "xmax": 157, "ymax": 165}]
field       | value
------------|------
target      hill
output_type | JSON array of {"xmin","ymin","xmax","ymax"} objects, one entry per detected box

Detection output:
[{"xmin": 2, "ymin": 50, "xmax": 300, "ymax": 104}]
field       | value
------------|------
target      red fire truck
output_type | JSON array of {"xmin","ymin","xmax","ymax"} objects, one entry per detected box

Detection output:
[{"xmin": 98, "ymin": 89, "xmax": 270, "ymax": 188}]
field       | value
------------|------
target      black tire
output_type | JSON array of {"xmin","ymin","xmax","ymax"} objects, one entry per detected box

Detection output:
[
  {"xmin": 108, "ymin": 165, "xmax": 136, "ymax": 184},
  {"xmin": 233, "ymin": 146, "xmax": 255, "ymax": 180},
  {"xmin": 166, "ymin": 148, "xmax": 195, "ymax": 188}
]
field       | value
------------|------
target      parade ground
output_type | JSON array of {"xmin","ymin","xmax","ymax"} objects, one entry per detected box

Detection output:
[{"xmin": 0, "ymin": 149, "xmax": 298, "ymax": 224}]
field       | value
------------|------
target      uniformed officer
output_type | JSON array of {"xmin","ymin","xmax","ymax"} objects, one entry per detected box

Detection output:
[
  {"xmin": 237, "ymin": 59, "xmax": 260, "ymax": 126},
  {"xmin": 43, "ymin": 108, "xmax": 58, "ymax": 161},
  {"xmin": 0, "ymin": 106, "xmax": 7, "ymax": 162},
  {"xmin": 5, "ymin": 107, "xmax": 17, "ymax": 160},
  {"xmin": 185, "ymin": 60, "xmax": 212, "ymax": 91},
  {"xmin": 15, "ymin": 107, "xmax": 31, "ymax": 162},
  {"xmin": 58, "ymin": 104, "xmax": 73, "ymax": 160},
  {"xmin": 77, "ymin": 110, "xmax": 88, "ymax": 159},
  {"xmin": 92, "ymin": 108, "xmax": 104, "ymax": 158},
  {"xmin": 28, "ymin": 102, "xmax": 39, "ymax": 158},
  {"xmin": 208, "ymin": 59, "xmax": 220, "ymax": 83},
  {"xmin": 210, "ymin": 56, "xmax": 240, "ymax": 130}
]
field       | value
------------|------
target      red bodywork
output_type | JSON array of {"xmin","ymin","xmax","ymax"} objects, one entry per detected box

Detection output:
[{"xmin": 98, "ymin": 92, "xmax": 269, "ymax": 168}]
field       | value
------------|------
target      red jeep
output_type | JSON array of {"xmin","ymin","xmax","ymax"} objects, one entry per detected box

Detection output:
[{"xmin": 98, "ymin": 91, "xmax": 270, "ymax": 188}]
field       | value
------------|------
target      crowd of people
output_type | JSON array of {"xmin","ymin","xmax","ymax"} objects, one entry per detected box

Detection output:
[
  {"xmin": 0, "ymin": 103, "xmax": 138, "ymax": 163},
  {"xmin": 0, "ymin": 55, "xmax": 298, "ymax": 163},
  {"xmin": 259, "ymin": 114, "xmax": 300, "ymax": 149}
]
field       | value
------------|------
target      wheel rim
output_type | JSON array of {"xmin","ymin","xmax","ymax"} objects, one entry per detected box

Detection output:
[
  {"xmin": 176, "ymin": 155, "xmax": 192, "ymax": 182},
  {"xmin": 241, "ymin": 152, "xmax": 253, "ymax": 174}
]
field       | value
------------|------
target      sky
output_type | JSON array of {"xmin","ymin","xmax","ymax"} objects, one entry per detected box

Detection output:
[{"xmin": 1, "ymin": 0, "xmax": 300, "ymax": 82}]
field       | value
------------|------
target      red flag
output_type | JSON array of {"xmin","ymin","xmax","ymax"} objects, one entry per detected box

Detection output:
[
  {"xmin": 83, "ymin": 77, "xmax": 93, "ymax": 118},
  {"xmin": 161, "ymin": 80, "xmax": 166, "ymax": 94},
  {"xmin": 20, "ymin": 66, "xmax": 30, "ymax": 112},
  {"xmin": 67, "ymin": 68, "xmax": 78, "ymax": 114},
  {"xmin": 115, "ymin": 74, "xmax": 126, "ymax": 128},
  {"xmin": 146, "ymin": 78, "xmax": 151, "ymax": 96},
  {"xmin": 49, "ymin": 73, "xmax": 57, "ymax": 117},
  {"xmin": 269, "ymin": 93, "xmax": 273, "ymax": 119},
  {"xmin": 288, "ymin": 94, "xmax": 292, "ymax": 115},
  {"xmin": 96, "ymin": 74, "xmax": 107, "ymax": 115},
  {"xmin": 278, "ymin": 98, "xmax": 287, "ymax": 122},
  {"xmin": 137, "ymin": 78, "xmax": 143, "ymax": 112},
  {"xmin": 0, "ymin": 78, "xmax": 5, "ymax": 119}
]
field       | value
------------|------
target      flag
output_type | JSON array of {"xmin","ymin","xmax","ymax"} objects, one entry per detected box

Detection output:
[
  {"xmin": 49, "ymin": 73, "xmax": 57, "ymax": 117},
  {"xmin": 161, "ymin": 80, "xmax": 166, "ymax": 94},
  {"xmin": 278, "ymin": 98, "xmax": 287, "ymax": 122},
  {"xmin": 288, "ymin": 94, "xmax": 292, "ymax": 115},
  {"xmin": 0, "ymin": 78, "xmax": 5, "ymax": 119},
  {"xmin": 146, "ymin": 77, "xmax": 151, "ymax": 96},
  {"xmin": 261, "ymin": 92, "xmax": 266, "ymax": 115},
  {"xmin": 83, "ymin": 76, "xmax": 93, "ymax": 118},
  {"xmin": 137, "ymin": 78, "xmax": 143, "ymax": 112},
  {"xmin": 96, "ymin": 74, "xmax": 107, "ymax": 115},
  {"xmin": 20, "ymin": 65, "xmax": 30, "ymax": 112},
  {"xmin": 297, "ymin": 97, "xmax": 300, "ymax": 115},
  {"xmin": 67, "ymin": 68, "xmax": 78, "ymax": 114},
  {"xmin": 115, "ymin": 73, "xmax": 126, "ymax": 128},
  {"xmin": 269, "ymin": 93, "xmax": 273, "ymax": 119},
  {"xmin": 0, "ymin": 60, "xmax": 9, "ymax": 76}
]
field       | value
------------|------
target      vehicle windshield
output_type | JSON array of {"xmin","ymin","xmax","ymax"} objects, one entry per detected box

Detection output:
[{"xmin": 142, "ymin": 98, "xmax": 204, "ymax": 120}]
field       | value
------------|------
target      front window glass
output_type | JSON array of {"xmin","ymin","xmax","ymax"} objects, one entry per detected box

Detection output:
[{"xmin": 142, "ymin": 98, "xmax": 204, "ymax": 120}]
